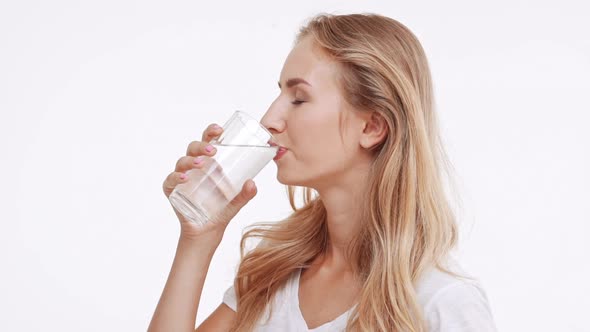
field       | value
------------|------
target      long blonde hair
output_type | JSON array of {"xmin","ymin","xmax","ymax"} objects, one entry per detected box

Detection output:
[{"xmin": 229, "ymin": 13, "xmax": 460, "ymax": 331}]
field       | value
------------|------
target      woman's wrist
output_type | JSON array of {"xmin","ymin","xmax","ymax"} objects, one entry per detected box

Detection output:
[{"xmin": 178, "ymin": 228, "xmax": 225, "ymax": 252}]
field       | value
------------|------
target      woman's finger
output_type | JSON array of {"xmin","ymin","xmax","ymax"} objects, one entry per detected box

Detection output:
[
  {"xmin": 162, "ymin": 171, "xmax": 190, "ymax": 198},
  {"xmin": 185, "ymin": 140, "xmax": 218, "ymax": 157},
  {"xmin": 201, "ymin": 123, "xmax": 223, "ymax": 143},
  {"xmin": 174, "ymin": 155, "xmax": 209, "ymax": 173}
]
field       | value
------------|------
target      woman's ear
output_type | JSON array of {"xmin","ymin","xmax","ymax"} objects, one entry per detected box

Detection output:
[{"xmin": 360, "ymin": 111, "xmax": 388, "ymax": 150}]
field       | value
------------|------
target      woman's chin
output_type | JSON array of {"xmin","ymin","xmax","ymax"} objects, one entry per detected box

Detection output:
[
  {"xmin": 276, "ymin": 174, "xmax": 293, "ymax": 185},
  {"xmin": 277, "ymin": 171, "xmax": 301, "ymax": 186},
  {"xmin": 277, "ymin": 174, "xmax": 315, "ymax": 188}
]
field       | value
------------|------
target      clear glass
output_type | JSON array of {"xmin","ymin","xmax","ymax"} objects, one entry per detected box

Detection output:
[{"xmin": 168, "ymin": 111, "xmax": 278, "ymax": 226}]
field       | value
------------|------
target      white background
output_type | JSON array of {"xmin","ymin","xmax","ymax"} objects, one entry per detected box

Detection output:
[{"xmin": 1, "ymin": 0, "xmax": 588, "ymax": 331}]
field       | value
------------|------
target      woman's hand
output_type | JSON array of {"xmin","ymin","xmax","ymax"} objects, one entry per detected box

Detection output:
[{"xmin": 162, "ymin": 124, "xmax": 258, "ymax": 242}]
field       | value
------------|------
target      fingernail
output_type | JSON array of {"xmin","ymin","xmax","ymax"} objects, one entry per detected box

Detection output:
[
  {"xmin": 194, "ymin": 156, "xmax": 204, "ymax": 164},
  {"xmin": 205, "ymin": 145, "xmax": 214, "ymax": 152},
  {"xmin": 213, "ymin": 124, "xmax": 221, "ymax": 130},
  {"xmin": 180, "ymin": 173, "xmax": 187, "ymax": 180}
]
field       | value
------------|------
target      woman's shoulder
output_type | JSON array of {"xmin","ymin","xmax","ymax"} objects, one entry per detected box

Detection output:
[{"xmin": 415, "ymin": 258, "xmax": 498, "ymax": 331}]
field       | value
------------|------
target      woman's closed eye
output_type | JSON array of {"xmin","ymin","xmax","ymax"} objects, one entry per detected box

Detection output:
[{"xmin": 292, "ymin": 100, "xmax": 305, "ymax": 105}]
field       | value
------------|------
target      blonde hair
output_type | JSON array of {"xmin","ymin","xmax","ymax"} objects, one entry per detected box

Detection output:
[{"xmin": 229, "ymin": 13, "xmax": 461, "ymax": 331}]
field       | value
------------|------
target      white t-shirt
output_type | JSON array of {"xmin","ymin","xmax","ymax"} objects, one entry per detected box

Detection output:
[{"xmin": 222, "ymin": 260, "xmax": 497, "ymax": 331}]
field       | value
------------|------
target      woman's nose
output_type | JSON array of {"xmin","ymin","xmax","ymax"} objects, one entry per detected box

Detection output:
[{"xmin": 260, "ymin": 106, "xmax": 285, "ymax": 135}]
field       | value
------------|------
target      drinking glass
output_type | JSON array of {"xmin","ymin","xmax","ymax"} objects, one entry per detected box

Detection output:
[{"xmin": 168, "ymin": 111, "xmax": 278, "ymax": 226}]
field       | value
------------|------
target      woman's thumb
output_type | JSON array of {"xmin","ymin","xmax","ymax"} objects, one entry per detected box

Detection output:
[{"xmin": 217, "ymin": 179, "xmax": 257, "ymax": 223}]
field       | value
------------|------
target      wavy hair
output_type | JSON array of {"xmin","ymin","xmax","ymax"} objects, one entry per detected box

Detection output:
[{"xmin": 229, "ymin": 13, "xmax": 461, "ymax": 331}]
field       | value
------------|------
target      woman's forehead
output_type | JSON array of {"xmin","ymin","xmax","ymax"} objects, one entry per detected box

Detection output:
[{"xmin": 279, "ymin": 37, "xmax": 340, "ymax": 91}]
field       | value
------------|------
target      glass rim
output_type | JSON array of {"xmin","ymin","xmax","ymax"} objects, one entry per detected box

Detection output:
[{"xmin": 233, "ymin": 110, "xmax": 276, "ymax": 145}]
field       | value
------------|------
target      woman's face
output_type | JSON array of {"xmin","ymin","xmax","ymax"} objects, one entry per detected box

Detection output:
[{"xmin": 261, "ymin": 36, "xmax": 370, "ymax": 190}]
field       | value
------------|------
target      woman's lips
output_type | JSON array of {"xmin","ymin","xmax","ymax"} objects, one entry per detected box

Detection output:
[
  {"xmin": 273, "ymin": 147, "xmax": 288, "ymax": 161},
  {"xmin": 269, "ymin": 141, "xmax": 287, "ymax": 160}
]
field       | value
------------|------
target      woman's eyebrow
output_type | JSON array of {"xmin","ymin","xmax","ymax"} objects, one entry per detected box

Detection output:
[{"xmin": 278, "ymin": 78, "xmax": 312, "ymax": 89}]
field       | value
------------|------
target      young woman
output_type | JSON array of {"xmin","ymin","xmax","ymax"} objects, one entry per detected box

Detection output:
[{"xmin": 149, "ymin": 13, "xmax": 497, "ymax": 332}]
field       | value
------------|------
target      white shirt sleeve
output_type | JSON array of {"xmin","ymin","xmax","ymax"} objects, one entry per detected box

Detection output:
[
  {"xmin": 222, "ymin": 284, "xmax": 237, "ymax": 312},
  {"xmin": 423, "ymin": 281, "xmax": 497, "ymax": 332}
]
